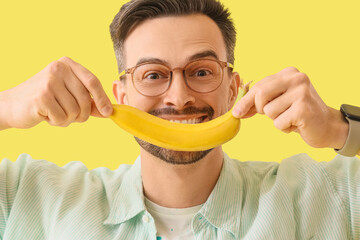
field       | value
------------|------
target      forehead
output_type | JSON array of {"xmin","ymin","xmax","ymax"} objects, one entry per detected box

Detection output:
[{"xmin": 123, "ymin": 14, "xmax": 227, "ymax": 68}]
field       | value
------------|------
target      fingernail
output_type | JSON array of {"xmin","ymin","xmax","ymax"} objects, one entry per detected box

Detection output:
[{"xmin": 101, "ymin": 106, "xmax": 113, "ymax": 116}]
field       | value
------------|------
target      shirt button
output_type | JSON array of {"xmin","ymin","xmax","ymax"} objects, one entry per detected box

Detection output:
[{"xmin": 142, "ymin": 215, "xmax": 149, "ymax": 223}]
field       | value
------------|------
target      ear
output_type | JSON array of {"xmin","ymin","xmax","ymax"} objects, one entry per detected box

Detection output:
[
  {"xmin": 113, "ymin": 80, "xmax": 128, "ymax": 105},
  {"xmin": 228, "ymin": 72, "xmax": 240, "ymax": 109}
]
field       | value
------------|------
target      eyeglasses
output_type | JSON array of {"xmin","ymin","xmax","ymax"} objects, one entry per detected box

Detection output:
[{"xmin": 119, "ymin": 58, "xmax": 234, "ymax": 97}]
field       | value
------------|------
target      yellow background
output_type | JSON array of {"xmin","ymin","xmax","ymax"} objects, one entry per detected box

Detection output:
[{"xmin": 1, "ymin": 0, "xmax": 359, "ymax": 169}]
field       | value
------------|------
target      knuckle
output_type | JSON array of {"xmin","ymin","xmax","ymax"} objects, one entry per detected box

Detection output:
[
  {"xmin": 255, "ymin": 88, "xmax": 267, "ymax": 103},
  {"xmin": 58, "ymin": 56, "xmax": 71, "ymax": 62},
  {"xmin": 68, "ymin": 106, "xmax": 81, "ymax": 120},
  {"xmin": 73, "ymin": 103, "xmax": 81, "ymax": 113},
  {"xmin": 58, "ymin": 122, "xmax": 70, "ymax": 128},
  {"xmin": 282, "ymin": 128, "xmax": 292, "ymax": 134},
  {"xmin": 47, "ymin": 60, "xmax": 66, "ymax": 75},
  {"xmin": 48, "ymin": 121, "xmax": 63, "ymax": 127},
  {"xmin": 294, "ymin": 102, "xmax": 308, "ymax": 121},
  {"xmin": 263, "ymin": 105, "xmax": 275, "ymax": 120},
  {"xmin": 51, "ymin": 110, "xmax": 68, "ymax": 125},
  {"xmin": 42, "ymin": 77, "xmax": 56, "ymax": 93},
  {"xmin": 263, "ymin": 103, "xmax": 269, "ymax": 113},
  {"xmin": 293, "ymin": 72, "xmax": 309, "ymax": 84},
  {"xmin": 273, "ymin": 118, "xmax": 283, "ymax": 130},
  {"xmin": 76, "ymin": 99, "xmax": 91, "ymax": 123},
  {"xmin": 46, "ymin": 109, "xmax": 69, "ymax": 126},
  {"xmin": 57, "ymin": 113, "xmax": 68, "ymax": 124},
  {"xmin": 47, "ymin": 121, "xmax": 57, "ymax": 126},
  {"xmin": 253, "ymin": 85, "xmax": 264, "ymax": 97},
  {"xmin": 254, "ymin": 90, "xmax": 267, "ymax": 114},
  {"xmin": 53, "ymin": 117, "xmax": 67, "ymax": 126},
  {"xmin": 284, "ymin": 66, "xmax": 299, "ymax": 73},
  {"xmin": 298, "ymin": 85, "xmax": 310, "ymax": 100},
  {"xmin": 76, "ymin": 114, "xmax": 90, "ymax": 123},
  {"xmin": 269, "ymin": 113, "xmax": 277, "ymax": 120},
  {"xmin": 294, "ymin": 84, "xmax": 311, "ymax": 104}
]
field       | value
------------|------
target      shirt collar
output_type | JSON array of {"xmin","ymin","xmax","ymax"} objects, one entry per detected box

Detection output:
[
  {"xmin": 198, "ymin": 152, "xmax": 243, "ymax": 238},
  {"xmin": 104, "ymin": 152, "xmax": 244, "ymax": 238},
  {"xmin": 103, "ymin": 155, "xmax": 146, "ymax": 225}
]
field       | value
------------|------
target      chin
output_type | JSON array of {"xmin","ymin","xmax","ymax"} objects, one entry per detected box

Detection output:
[{"xmin": 135, "ymin": 137, "xmax": 213, "ymax": 165}]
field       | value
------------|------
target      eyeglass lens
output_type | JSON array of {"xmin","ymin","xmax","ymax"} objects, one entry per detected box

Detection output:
[{"xmin": 132, "ymin": 59, "xmax": 223, "ymax": 96}]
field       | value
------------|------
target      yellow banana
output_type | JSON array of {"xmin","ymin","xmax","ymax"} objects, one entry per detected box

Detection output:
[
  {"xmin": 110, "ymin": 104, "xmax": 240, "ymax": 151},
  {"xmin": 109, "ymin": 82, "xmax": 250, "ymax": 151}
]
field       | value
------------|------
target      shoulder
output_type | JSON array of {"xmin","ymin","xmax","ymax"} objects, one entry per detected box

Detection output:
[
  {"xmin": 225, "ymin": 152, "xmax": 332, "ymax": 191},
  {"xmin": 225, "ymin": 153, "xmax": 279, "ymax": 184},
  {"xmin": 279, "ymin": 153, "xmax": 360, "ymax": 185},
  {"xmin": 320, "ymin": 154, "xmax": 360, "ymax": 178},
  {"xmin": 0, "ymin": 153, "xmax": 133, "ymax": 191}
]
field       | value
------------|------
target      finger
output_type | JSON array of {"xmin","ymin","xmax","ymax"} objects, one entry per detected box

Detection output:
[
  {"xmin": 58, "ymin": 57, "xmax": 113, "ymax": 117},
  {"xmin": 232, "ymin": 89, "xmax": 255, "ymax": 118},
  {"xmin": 263, "ymin": 91, "xmax": 292, "ymax": 120},
  {"xmin": 252, "ymin": 77, "xmax": 289, "ymax": 114},
  {"xmin": 54, "ymin": 84, "xmax": 81, "ymax": 124},
  {"xmin": 233, "ymin": 76, "xmax": 288, "ymax": 118},
  {"xmin": 282, "ymin": 126, "xmax": 298, "ymax": 134},
  {"xmin": 240, "ymin": 106, "xmax": 257, "ymax": 119},
  {"xmin": 273, "ymin": 104, "xmax": 297, "ymax": 133},
  {"xmin": 42, "ymin": 97, "xmax": 68, "ymax": 126},
  {"xmin": 63, "ymin": 74, "xmax": 92, "ymax": 123},
  {"xmin": 90, "ymin": 99, "xmax": 106, "ymax": 118}
]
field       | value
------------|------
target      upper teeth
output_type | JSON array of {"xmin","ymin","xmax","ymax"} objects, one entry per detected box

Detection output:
[{"xmin": 169, "ymin": 118, "xmax": 202, "ymax": 124}]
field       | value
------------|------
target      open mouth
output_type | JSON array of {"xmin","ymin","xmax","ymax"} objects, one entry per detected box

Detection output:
[
  {"xmin": 169, "ymin": 115, "xmax": 208, "ymax": 124},
  {"xmin": 161, "ymin": 115, "xmax": 208, "ymax": 124}
]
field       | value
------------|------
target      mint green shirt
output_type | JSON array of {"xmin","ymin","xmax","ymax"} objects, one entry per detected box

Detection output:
[{"xmin": 0, "ymin": 153, "xmax": 359, "ymax": 239}]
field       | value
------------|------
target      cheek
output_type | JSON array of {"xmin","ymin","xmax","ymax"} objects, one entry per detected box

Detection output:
[
  {"xmin": 201, "ymin": 91, "xmax": 229, "ymax": 116},
  {"xmin": 218, "ymin": 83, "xmax": 231, "ymax": 99},
  {"xmin": 129, "ymin": 95, "xmax": 158, "ymax": 112},
  {"xmin": 214, "ymin": 83, "xmax": 233, "ymax": 113},
  {"xmin": 126, "ymin": 85, "xmax": 159, "ymax": 112}
]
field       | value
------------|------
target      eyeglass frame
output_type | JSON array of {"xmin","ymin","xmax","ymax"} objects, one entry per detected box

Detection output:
[{"xmin": 118, "ymin": 58, "xmax": 234, "ymax": 97}]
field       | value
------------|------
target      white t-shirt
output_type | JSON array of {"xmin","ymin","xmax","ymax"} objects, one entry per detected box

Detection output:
[{"xmin": 145, "ymin": 197, "xmax": 203, "ymax": 240}]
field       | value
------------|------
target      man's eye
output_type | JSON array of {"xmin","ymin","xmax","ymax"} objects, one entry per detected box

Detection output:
[
  {"xmin": 144, "ymin": 73, "xmax": 163, "ymax": 80},
  {"xmin": 195, "ymin": 70, "xmax": 211, "ymax": 77}
]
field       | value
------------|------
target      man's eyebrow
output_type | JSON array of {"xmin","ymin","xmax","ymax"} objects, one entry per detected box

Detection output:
[
  {"xmin": 133, "ymin": 50, "xmax": 219, "ymax": 67},
  {"xmin": 188, "ymin": 50, "xmax": 219, "ymax": 61},
  {"xmin": 135, "ymin": 57, "xmax": 169, "ymax": 66}
]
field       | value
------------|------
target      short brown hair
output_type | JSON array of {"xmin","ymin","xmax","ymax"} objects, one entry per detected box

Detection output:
[{"xmin": 110, "ymin": 0, "xmax": 236, "ymax": 73}]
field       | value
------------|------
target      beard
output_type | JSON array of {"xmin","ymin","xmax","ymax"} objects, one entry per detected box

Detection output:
[
  {"xmin": 136, "ymin": 105, "xmax": 215, "ymax": 165},
  {"xmin": 135, "ymin": 137, "xmax": 213, "ymax": 165}
]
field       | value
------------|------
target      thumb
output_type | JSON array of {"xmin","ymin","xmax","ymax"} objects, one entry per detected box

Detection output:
[{"xmin": 90, "ymin": 100, "xmax": 109, "ymax": 118}]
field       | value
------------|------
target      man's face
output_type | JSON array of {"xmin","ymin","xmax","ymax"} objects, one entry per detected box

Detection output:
[{"xmin": 113, "ymin": 14, "xmax": 240, "ymax": 164}]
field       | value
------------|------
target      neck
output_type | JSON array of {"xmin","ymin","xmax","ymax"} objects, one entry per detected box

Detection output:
[{"xmin": 141, "ymin": 147, "xmax": 224, "ymax": 208}]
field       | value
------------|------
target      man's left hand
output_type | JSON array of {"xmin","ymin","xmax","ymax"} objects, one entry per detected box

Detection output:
[{"xmin": 232, "ymin": 67, "xmax": 349, "ymax": 149}]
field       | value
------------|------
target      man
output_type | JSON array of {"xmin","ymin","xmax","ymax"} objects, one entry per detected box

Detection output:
[{"xmin": 0, "ymin": 0, "xmax": 359, "ymax": 239}]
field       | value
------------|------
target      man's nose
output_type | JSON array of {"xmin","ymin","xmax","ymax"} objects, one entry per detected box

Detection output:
[{"xmin": 163, "ymin": 71, "xmax": 195, "ymax": 109}]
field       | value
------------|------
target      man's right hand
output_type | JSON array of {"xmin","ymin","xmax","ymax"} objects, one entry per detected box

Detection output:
[{"xmin": 0, "ymin": 57, "xmax": 113, "ymax": 130}]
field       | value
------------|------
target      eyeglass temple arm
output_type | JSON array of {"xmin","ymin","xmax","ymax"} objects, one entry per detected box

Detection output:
[
  {"xmin": 227, "ymin": 62, "xmax": 234, "ymax": 69},
  {"xmin": 119, "ymin": 70, "xmax": 130, "ymax": 80}
]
